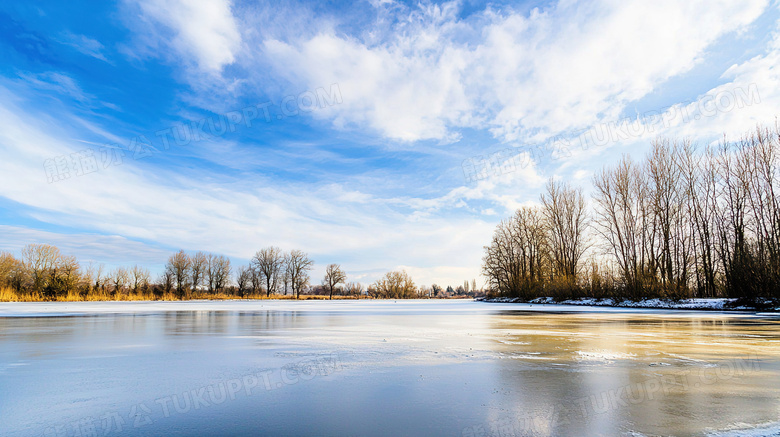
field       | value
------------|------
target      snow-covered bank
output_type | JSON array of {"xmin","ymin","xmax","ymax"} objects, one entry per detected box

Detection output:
[
  {"xmin": 707, "ymin": 420, "xmax": 780, "ymax": 437},
  {"xmin": 480, "ymin": 296, "xmax": 779, "ymax": 312}
]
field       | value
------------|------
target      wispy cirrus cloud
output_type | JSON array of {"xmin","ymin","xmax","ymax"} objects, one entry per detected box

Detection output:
[{"xmin": 56, "ymin": 31, "xmax": 111, "ymax": 63}]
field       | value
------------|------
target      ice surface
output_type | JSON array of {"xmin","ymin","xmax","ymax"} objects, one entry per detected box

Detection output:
[{"xmin": 1, "ymin": 300, "xmax": 779, "ymax": 436}]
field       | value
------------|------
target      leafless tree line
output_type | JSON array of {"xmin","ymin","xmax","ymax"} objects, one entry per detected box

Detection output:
[
  {"xmin": 482, "ymin": 180, "xmax": 589, "ymax": 300},
  {"xmin": 367, "ymin": 270, "xmax": 419, "ymax": 298},
  {"xmin": 160, "ymin": 247, "xmax": 326, "ymax": 299},
  {"xmin": 0, "ymin": 242, "xmax": 439, "ymax": 301},
  {"xmin": 0, "ymin": 244, "xmax": 314, "ymax": 300},
  {"xmin": 233, "ymin": 247, "xmax": 315, "ymax": 299},
  {"xmin": 161, "ymin": 250, "xmax": 233, "ymax": 298},
  {"xmin": 484, "ymin": 125, "xmax": 780, "ymax": 303},
  {"xmin": 0, "ymin": 243, "xmax": 153, "ymax": 298}
]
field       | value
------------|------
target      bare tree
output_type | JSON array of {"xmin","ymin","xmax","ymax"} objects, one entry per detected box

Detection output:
[
  {"xmin": 372, "ymin": 270, "xmax": 417, "ymax": 299},
  {"xmin": 740, "ymin": 126, "xmax": 780, "ymax": 299},
  {"xmin": 111, "ymin": 267, "xmax": 129, "ymax": 295},
  {"xmin": 59, "ymin": 255, "xmax": 80, "ymax": 295},
  {"xmin": 236, "ymin": 265, "xmax": 251, "ymax": 298},
  {"xmin": 282, "ymin": 262, "xmax": 292, "ymax": 296},
  {"xmin": 130, "ymin": 265, "xmax": 151, "ymax": 294},
  {"xmin": 252, "ymin": 247, "xmax": 284, "ymax": 297},
  {"xmin": 482, "ymin": 206, "xmax": 549, "ymax": 299},
  {"xmin": 0, "ymin": 252, "xmax": 24, "ymax": 291},
  {"xmin": 345, "ymin": 282, "xmax": 364, "ymax": 297},
  {"xmin": 678, "ymin": 142, "xmax": 718, "ymax": 297},
  {"xmin": 541, "ymin": 179, "xmax": 589, "ymax": 281},
  {"xmin": 646, "ymin": 140, "xmax": 692, "ymax": 297},
  {"xmin": 322, "ymin": 263, "xmax": 347, "ymax": 299},
  {"xmin": 166, "ymin": 250, "xmax": 191, "ymax": 298},
  {"xmin": 190, "ymin": 251, "xmax": 208, "ymax": 294},
  {"xmin": 0, "ymin": 252, "xmax": 15, "ymax": 285},
  {"xmin": 592, "ymin": 155, "xmax": 649, "ymax": 298},
  {"xmin": 21, "ymin": 243, "xmax": 62, "ymax": 293},
  {"xmin": 93, "ymin": 263, "xmax": 107, "ymax": 294},
  {"xmin": 207, "ymin": 254, "xmax": 231, "ymax": 293},
  {"xmin": 160, "ymin": 269, "xmax": 174, "ymax": 296},
  {"xmin": 287, "ymin": 250, "xmax": 314, "ymax": 299}
]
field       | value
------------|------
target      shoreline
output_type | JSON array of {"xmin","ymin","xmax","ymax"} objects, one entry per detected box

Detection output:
[{"xmin": 478, "ymin": 296, "xmax": 780, "ymax": 312}]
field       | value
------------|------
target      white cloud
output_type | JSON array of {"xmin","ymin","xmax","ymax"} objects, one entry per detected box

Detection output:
[
  {"xmin": 551, "ymin": 21, "xmax": 780, "ymax": 172},
  {"xmin": 667, "ymin": 31, "xmax": 780, "ymax": 140},
  {"xmin": 130, "ymin": 0, "xmax": 241, "ymax": 73},
  {"xmin": 0, "ymin": 225, "xmax": 169, "ymax": 267},
  {"xmin": 477, "ymin": 0, "xmax": 768, "ymax": 142},
  {"xmin": 255, "ymin": 0, "xmax": 768, "ymax": 144},
  {"xmin": 263, "ymin": 32, "xmax": 471, "ymax": 142},
  {"xmin": 0, "ymin": 85, "xmax": 492, "ymax": 286}
]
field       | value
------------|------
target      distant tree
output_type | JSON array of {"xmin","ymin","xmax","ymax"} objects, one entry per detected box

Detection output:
[
  {"xmin": 160, "ymin": 270, "xmax": 174, "ymax": 296},
  {"xmin": 322, "ymin": 264, "xmax": 347, "ymax": 299},
  {"xmin": 463, "ymin": 280, "xmax": 470, "ymax": 293},
  {"xmin": 372, "ymin": 270, "xmax": 417, "ymax": 299},
  {"xmin": 166, "ymin": 250, "xmax": 191, "ymax": 298},
  {"xmin": 207, "ymin": 254, "xmax": 231, "ymax": 293},
  {"xmin": 111, "ymin": 267, "xmax": 128, "ymax": 295},
  {"xmin": 190, "ymin": 251, "xmax": 208, "ymax": 294},
  {"xmin": 250, "ymin": 266, "xmax": 263, "ymax": 296},
  {"xmin": 446, "ymin": 285, "xmax": 454, "ymax": 295},
  {"xmin": 471, "ymin": 279, "xmax": 478, "ymax": 293},
  {"xmin": 21, "ymin": 243, "xmax": 62, "ymax": 293},
  {"xmin": 0, "ymin": 252, "xmax": 15, "ymax": 286},
  {"xmin": 0, "ymin": 252, "xmax": 24, "ymax": 291},
  {"xmin": 252, "ymin": 247, "xmax": 285, "ymax": 297},
  {"xmin": 287, "ymin": 250, "xmax": 314, "ymax": 299},
  {"xmin": 345, "ymin": 282, "xmax": 364, "ymax": 297},
  {"xmin": 282, "ymin": 264, "xmax": 292, "ymax": 295},
  {"xmin": 93, "ymin": 263, "xmax": 107, "ymax": 294},
  {"xmin": 130, "ymin": 265, "xmax": 150, "ymax": 294},
  {"xmin": 236, "ymin": 265, "xmax": 251, "ymax": 298},
  {"xmin": 431, "ymin": 284, "xmax": 442, "ymax": 297},
  {"xmin": 59, "ymin": 255, "xmax": 80, "ymax": 295}
]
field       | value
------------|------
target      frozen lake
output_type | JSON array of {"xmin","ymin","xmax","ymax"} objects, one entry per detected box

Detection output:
[{"xmin": 1, "ymin": 300, "xmax": 779, "ymax": 436}]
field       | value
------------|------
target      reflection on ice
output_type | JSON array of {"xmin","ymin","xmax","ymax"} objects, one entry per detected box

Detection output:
[{"xmin": 0, "ymin": 300, "xmax": 778, "ymax": 436}]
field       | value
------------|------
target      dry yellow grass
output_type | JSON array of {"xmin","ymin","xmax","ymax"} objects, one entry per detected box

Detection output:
[
  {"xmin": 0, "ymin": 287, "xmax": 368, "ymax": 302},
  {"xmin": 0, "ymin": 287, "xmax": 44, "ymax": 302}
]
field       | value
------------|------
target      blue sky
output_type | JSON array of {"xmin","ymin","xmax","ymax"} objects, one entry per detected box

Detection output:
[{"xmin": 1, "ymin": 0, "xmax": 779, "ymax": 287}]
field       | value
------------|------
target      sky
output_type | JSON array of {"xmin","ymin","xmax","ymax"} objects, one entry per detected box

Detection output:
[{"xmin": 0, "ymin": 0, "xmax": 779, "ymax": 288}]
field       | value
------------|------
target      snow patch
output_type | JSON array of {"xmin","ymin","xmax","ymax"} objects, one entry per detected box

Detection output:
[
  {"xmin": 576, "ymin": 350, "xmax": 636, "ymax": 363},
  {"xmin": 707, "ymin": 421, "xmax": 780, "ymax": 436},
  {"xmin": 480, "ymin": 297, "xmax": 779, "ymax": 312}
]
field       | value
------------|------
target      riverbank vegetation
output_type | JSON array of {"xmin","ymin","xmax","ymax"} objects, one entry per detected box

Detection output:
[
  {"xmin": 0, "ymin": 244, "xmax": 482, "ymax": 302},
  {"xmin": 483, "ymin": 125, "xmax": 780, "ymax": 306}
]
